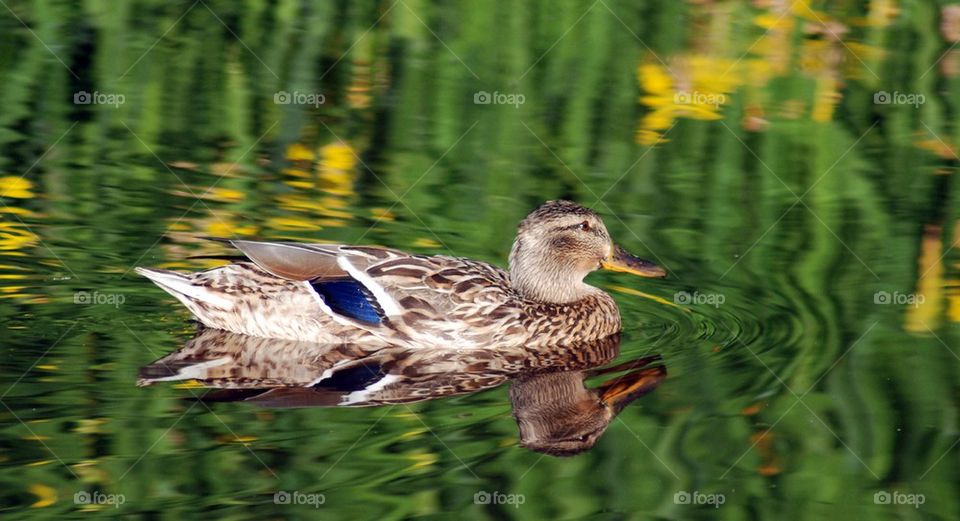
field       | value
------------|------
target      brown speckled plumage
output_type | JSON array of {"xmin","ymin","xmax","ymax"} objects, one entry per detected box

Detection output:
[
  {"xmin": 138, "ymin": 328, "xmax": 625, "ymax": 406},
  {"xmin": 139, "ymin": 328, "xmax": 666, "ymax": 457},
  {"xmin": 136, "ymin": 200, "xmax": 664, "ymax": 349}
]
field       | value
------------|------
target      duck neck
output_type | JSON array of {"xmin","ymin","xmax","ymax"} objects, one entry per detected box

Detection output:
[{"xmin": 508, "ymin": 241, "xmax": 594, "ymax": 304}]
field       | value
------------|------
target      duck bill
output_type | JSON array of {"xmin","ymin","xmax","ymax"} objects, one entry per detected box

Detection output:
[
  {"xmin": 598, "ymin": 365, "xmax": 667, "ymax": 413},
  {"xmin": 600, "ymin": 245, "xmax": 666, "ymax": 278}
]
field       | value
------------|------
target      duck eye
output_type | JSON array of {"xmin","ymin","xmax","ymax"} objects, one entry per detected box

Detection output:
[{"xmin": 578, "ymin": 221, "xmax": 591, "ymax": 232}]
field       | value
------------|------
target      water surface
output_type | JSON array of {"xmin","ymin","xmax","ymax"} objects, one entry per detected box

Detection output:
[{"xmin": 1, "ymin": 1, "xmax": 958, "ymax": 519}]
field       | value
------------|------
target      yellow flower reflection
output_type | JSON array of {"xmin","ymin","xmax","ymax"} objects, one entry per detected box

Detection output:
[
  {"xmin": 636, "ymin": 2, "xmax": 886, "ymax": 143},
  {"xmin": 285, "ymin": 143, "xmax": 315, "ymax": 161},
  {"xmin": 29, "ymin": 483, "xmax": 57, "ymax": 508},
  {"xmin": 636, "ymin": 59, "xmax": 735, "ymax": 144},
  {"xmin": 270, "ymin": 140, "xmax": 360, "ymax": 233},
  {"xmin": 317, "ymin": 142, "xmax": 358, "ymax": 197},
  {"xmin": 0, "ymin": 177, "xmax": 35, "ymax": 199},
  {"xmin": 906, "ymin": 225, "xmax": 944, "ymax": 333},
  {"xmin": 0, "ymin": 221, "xmax": 38, "ymax": 251},
  {"xmin": 205, "ymin": 187, "xmax": 245, "ymax": 203},
  {"xmin": 0, "ymin": 213, "xmax": 40, "ymax": 300}
]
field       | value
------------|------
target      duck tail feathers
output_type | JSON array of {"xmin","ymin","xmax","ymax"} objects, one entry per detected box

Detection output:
[{"xmin": 135, "ymin": 267, "xmax": 232, "ymax": 310}]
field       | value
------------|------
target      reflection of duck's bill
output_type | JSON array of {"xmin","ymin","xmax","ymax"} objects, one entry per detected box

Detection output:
[
  {"xmin": 600, "ymin": 245, "xmax": 667, "ymax": 278},
  {"xmin": 598, "ymin": 364, "xmax": 667, "ymax": 413}
]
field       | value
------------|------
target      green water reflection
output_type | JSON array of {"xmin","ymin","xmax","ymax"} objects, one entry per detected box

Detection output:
[{"xmin": 1, "ymin": 0, "xmax": 958, "ymax": 519}]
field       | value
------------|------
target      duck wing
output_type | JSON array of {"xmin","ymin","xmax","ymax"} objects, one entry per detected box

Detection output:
[
  {"xmin": 220, "ymin": 239, "xmax": 400, "ymax": 281},
  {"xmin": 218, "ymin": 239, "xmax": 516, "ymax": 345}
]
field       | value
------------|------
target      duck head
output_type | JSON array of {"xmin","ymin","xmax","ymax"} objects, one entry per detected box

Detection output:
[{"xmin": 508, "ymin": 200, "xmax": 666, "ymax": 303}]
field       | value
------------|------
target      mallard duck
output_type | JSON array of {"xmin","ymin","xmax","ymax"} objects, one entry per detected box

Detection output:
[
  {"xmin": 139, "ymin": 328, "xmax": 666, "ymax": 456},
  {"xmin": 136, "ymin": 200, "xmax": 665, "ymax": 348}
]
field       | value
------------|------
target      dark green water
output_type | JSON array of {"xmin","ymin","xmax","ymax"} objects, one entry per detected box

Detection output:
[{"xmin": 1, "ymin": 0, "xmax": 959, "ymax": 519}]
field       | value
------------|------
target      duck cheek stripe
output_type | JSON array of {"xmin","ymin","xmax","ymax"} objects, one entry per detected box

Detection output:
[{"xmin": 310, "ymin": 278, "xmax": 385, "ymax": 325}]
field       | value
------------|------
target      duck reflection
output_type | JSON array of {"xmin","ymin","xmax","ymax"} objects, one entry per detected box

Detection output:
[
  {"xmin": 511, "ymin": 356, "xmax": 665, "ymax": 456},
  {"xmin": 139, "ymin": 328, "xmax": 665, "ymax": 455}
]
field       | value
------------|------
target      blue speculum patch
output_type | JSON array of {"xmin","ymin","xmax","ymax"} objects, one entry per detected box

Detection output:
[{"xmin": 310, "ymin": 278, "xmax": 384, "ymax": 324}]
